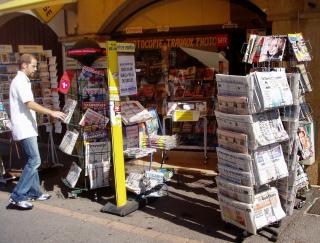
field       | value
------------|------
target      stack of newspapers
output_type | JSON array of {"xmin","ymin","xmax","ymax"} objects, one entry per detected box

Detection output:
[{"xmin": 215, "ymin": 70, "xmax": 296, "ymax": 234}]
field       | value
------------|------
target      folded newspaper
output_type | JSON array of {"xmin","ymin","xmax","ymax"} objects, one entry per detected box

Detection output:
[
  {"xmin": 62, "ymin": 98, "xmax": 77, "ymax": 124},
  {"xmin": 65, "ymin": 161, "xmax": 82, "ymax": 188},
  {"xmin": 59, "ymin": 129, "xmax": 79, "ymax": 155},
  {"xmin": 252, "ymin": 144, "xmax": 288, "ymax": 186},
  {"xmin": 79, "ymin": 108, "xmax": 109, "ymax": 127},
  {"xmin": 88, "ymin": 161, "xmax": 110, "ymax": 189},
  {"xmin": 217, "ymin": 129, "xmax": 248, "ymax": 154}
]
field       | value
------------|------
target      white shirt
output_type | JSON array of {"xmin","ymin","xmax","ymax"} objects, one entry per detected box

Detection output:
[{"xmin": 9, "ymin": 71, "xmax": 38, "ymax": 141}]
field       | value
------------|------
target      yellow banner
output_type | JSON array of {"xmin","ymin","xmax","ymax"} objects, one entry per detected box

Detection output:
[{"xmin": 35, "ymin": 4, "xmax": 63, "ymax": 23}]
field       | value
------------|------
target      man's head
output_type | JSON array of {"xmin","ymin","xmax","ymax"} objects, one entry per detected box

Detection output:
[{"xmin": 19, "ymin": 53, "xmax": 37, "ymax": 78}]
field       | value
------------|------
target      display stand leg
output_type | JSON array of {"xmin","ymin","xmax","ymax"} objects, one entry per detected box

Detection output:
[{"xmin": 203, "ymin": 116, "xmax": 208, "ymax": 163}]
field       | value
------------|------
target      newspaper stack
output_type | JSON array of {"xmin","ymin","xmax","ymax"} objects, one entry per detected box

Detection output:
[
  {"xmin": 215, "ymin": 110, "xmax": 289, "ymax": 150},
  {"xmin": 216, "ymin": 71, "xmax": 293, "ymax": 114},
  {"xmin": 140, "ymin": 134, "xmax": 178, "ymax": 150},
  {"xmin": 124, "ymin": 147, "xmax": 156, "ymax": 159}
]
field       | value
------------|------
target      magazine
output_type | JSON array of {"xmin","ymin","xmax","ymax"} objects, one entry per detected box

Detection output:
[
  {"xmin": 81, "ymin": 88, "xmax": 107, "ymax": 102},
  {"xmin": 82, "ymin": 101, "xmax": 108, "ymax": 116},
  {"xmin": 259, "ymin": 36, "xmax": 286, "ymax": 62},
  {"xmin": 59, "ymin": 129, "xmax": 79, "ymax": 155},
  {"xmin": 65, "ymin": 162, "xmax": 82, "ymax": 188},
  {"xmin": 0, "ymin": 100, "xmax": 11, "ymax": 132},
  {"xmin": 79, "ymin": 108, "xmax": 109, "ymax": 127},
  {"xmin": 62, "ymin": 98, "xmax": 77, "ymax": 124},
  {"xmin": 78, "ymin": 65, "xmax": 106, "ymax": 89},
  {"xmin": 243, "ymin": 34, "xmax": 257, "ymax": 63},
  {"xmin": 288, "ymin": 33, "xmax": 311, "ymax": 62}
]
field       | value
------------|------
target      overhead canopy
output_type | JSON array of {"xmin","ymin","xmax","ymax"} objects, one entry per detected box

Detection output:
[
  {"xmin": 0, "ymin": 0, "xmax": 77, "ymax": 14},
  {"xmin": 180, "ymin": 47, "xmax": 228, "ymax": 71}
]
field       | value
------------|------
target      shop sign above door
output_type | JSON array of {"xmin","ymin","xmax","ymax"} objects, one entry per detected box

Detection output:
[{"xmin": 126, "ymin": 34, "xmax": 228, "ymax": 49}]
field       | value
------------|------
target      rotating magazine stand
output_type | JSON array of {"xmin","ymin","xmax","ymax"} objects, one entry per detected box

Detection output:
[{"xmin": 214, "ymin": 70, "xmax": 295, "ymax": 241}]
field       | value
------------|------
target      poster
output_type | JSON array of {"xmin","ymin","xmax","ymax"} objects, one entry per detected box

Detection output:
[{"xmin": 118, "ymin": 55, "xmax": 137, "ymax": 96}]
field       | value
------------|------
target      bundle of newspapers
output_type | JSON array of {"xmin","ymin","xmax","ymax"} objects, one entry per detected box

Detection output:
[
  {"xmin": 215, "ymin": 110, "xmax": 289, "ymax": 151},
  {"xmin": 218, "ymin": 187, "xmax": 286, "ymax": 235},
  {"xmin": 124, "ymin": 147, "xmax": 156, "ymax": 159},
  {"xmin": 140, "ymin": 134, "xmax": 178, "ymax": 150}
]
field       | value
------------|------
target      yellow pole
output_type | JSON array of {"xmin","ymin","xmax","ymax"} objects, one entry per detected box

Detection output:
[{"xmin": 106, "ymin": 41, "xmax": 127, "ymax": 207}]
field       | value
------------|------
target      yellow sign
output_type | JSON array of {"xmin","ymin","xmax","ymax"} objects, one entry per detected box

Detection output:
[
  {"xmin": 174, "ymin": 111, "xmax": 194, "ymax": 121},
  {"xmin": 116, "ymin": 43, "xmax": 135, "ymax": 53},
  {"xmin": 35, "ymin": 4, "xmax": 63, "ymax": 23}
]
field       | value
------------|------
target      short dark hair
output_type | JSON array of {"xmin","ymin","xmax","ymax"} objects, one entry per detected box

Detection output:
[{"xmin": 19, "ymin": 53, "xmax": 37, "ymax": 68}]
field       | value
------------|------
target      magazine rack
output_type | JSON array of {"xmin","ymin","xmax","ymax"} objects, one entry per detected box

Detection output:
[
  {"xmin": 60, "ymin": 63, "xmax": 111, "ymax": 198},
  {"xmin": 215, "ymin": 33, "xmax": 314, "ymax": 241}
]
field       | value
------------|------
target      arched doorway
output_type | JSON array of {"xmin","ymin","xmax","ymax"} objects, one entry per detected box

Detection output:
[{"xmin": 0, "ymin": 13, "xmax": 62, "ymax": 77}]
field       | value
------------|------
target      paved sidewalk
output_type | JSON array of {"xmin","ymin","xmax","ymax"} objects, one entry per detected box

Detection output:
[{"xmin": 1, "ymin": 169, "xmax": 320, "ymax": 243}]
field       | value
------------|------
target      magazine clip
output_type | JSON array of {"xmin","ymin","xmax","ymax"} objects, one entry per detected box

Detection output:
[{"xmin": 240, "ymin": 42, "xmax": 248, "ymax": 54}]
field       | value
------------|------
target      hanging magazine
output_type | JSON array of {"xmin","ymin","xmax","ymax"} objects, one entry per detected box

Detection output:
[
  {"xmin": 259, "ymin": 36, "xmax": 286, "ymax": 62},
  {"xmin": 88, "ymin": 162, "xmax": 110, "ymax": 189},
  {"xmin": 288, "ymin": 33, "xmax": 311, "ymax": 62},
  {"xmin": 0, "ymin": 100, "xmax": 11, "ymax": 132}
]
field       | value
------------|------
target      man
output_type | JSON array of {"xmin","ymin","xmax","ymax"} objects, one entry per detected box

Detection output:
[{"xmin": 9, "ymin": 53, "xmax": 66, "ymax": 210}]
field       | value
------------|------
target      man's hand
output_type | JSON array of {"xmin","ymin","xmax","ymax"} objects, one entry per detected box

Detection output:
[{"xmin": 50, "ymin": 111, "xmax": 66, "ymax": 121}]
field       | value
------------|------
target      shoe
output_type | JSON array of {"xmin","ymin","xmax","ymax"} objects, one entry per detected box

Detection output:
[
  {"xmin": 36, "ymin": 193, "xmax": 51, "ymax": 201},
  {"xmin": 9, "ymin": 198, "xmax": 33, "ymax": 210}
]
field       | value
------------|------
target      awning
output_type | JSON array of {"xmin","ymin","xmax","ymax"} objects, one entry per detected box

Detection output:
[
  {"xmin": 180, "ymin": 47, "xmax": 228, "ymax": 71},
  {"xmin": 0, "ymin": 0, "xmax": 77, "ymax": 14}
]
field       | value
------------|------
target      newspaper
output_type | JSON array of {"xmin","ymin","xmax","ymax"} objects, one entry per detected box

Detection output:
[
  {"xmin": 216, "ymin": 176, "xmax": 254, "ymax": 204},
  {"xmin": 218, "ymin": 164, "xmax": 255, "ymax": 187},
  {"xmin": 217, "ymin": 95, "xmax": 249, "ymax": 115},
  {"xmin": 59, "ymin": 129, "xmax": 79, "ymax": 155},
  {"xmin": 218, "ymin": 193, "xmax": 256, "ymax": 234},
  {"xmin": 215, "ymin": 110, "xmax": 289, "ymax": 149},
  {"xmin": 253, "ymin": 187, "xmax": 286, "ymax": 229},
  {"xmin": 121, "ymin": 101, "xmax": 153, "ymax": 125},
  {"xmin": 62, "ymin": 98, "xmax": 77, "ymax": 124},
  {"xmin": 216, "ymin": 147, "xmax": 252, "ymax": 172},
  {"xmin": 253, "ymin": 144, "xmax": 288, "ymax": 186},
  {"xmin": 254, "ymin": 71, "xmax": 293, "ymax": 110},
  {"xmin": 79, "ymin": 108, "xmax": 109, "ymax": 127},
  {"xmin": 88, "ymin": 161, "xmax": 110, "ymax": 189},
  {"xmin": 65, "ymin": 162, "xmax": 82, "ymax": 188},
  {"xmin": 85, "ymin": 141, "xmax": 111, "ymax": 176},
  {"xmin": 216, "ymin": 129, "xmax": 248, "ymax": 154}
]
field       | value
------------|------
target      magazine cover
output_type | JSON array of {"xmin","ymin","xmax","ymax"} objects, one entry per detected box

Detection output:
[
  {"xmin": 259, "ymin": 36, "xmax": 286, "ymax": 62},
  {"xmin": 288, "ymin": 33, "xmax": 311, "ymax": 62}
]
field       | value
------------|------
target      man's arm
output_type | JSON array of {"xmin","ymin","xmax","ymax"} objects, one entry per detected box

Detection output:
[{"xmin": 26, "ymin": 101, "xmax": 66, "ymax": 120}]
